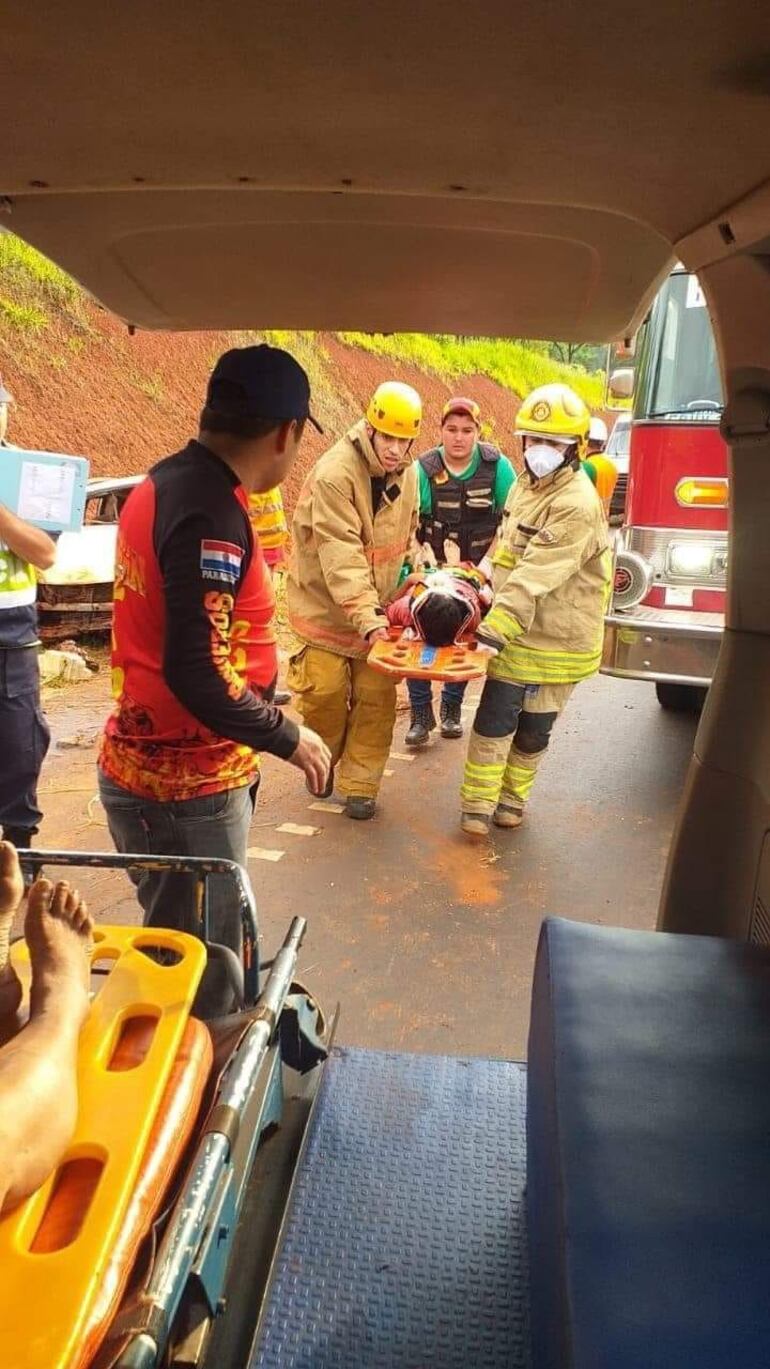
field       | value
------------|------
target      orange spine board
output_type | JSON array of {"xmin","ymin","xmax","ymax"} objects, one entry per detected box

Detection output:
[{"xmin": 368, "ymin": 631, "xmax": 488, "ymax": 682}]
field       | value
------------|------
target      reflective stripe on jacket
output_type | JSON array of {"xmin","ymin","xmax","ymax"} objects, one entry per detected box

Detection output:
[{"xmin": 483, "ymin": 464, "xmax": 611, "ymax": 684}]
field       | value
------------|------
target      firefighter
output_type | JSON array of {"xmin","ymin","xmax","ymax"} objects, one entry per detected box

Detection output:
[
  {"xmin": 287, "ymin": 381, "xmax": 421, "ymax": 820},
  {"xmin": 0, "ymin": 376, "xmax": 57, "ymax": 855},
  {"xmin": 460, "ymin": 383, "xmax": 611, "ymax": 837},
  {"xmin": 583, "ymin": 415, "xmax": 618, "ymax": 519},
  {"xmin": 586, "ymin": 415, "xmax": 608, "ymax": 458},
  {"xmin": 406, "ymin": 397, "xmax": 515, "ymax": 747}
]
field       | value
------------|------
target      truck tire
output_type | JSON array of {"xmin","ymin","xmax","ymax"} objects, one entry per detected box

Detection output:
[{"xmin": 655, "ymin": 682, "xmax": 707, "ymax": 713}]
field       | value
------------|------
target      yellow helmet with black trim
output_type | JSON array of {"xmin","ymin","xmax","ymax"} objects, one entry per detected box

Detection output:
[
  {"xmin": 366, "ymin": 381, "xmax": 422, "ymax": 440},
  {"xmin": 515, "ymin": 383, "xmax": 591, "ymax": 457}
]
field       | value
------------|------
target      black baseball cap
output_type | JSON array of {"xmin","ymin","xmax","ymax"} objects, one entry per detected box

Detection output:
[{"xmin": 206, "ymin": 344, "xmax": 323, "ymax": 433}]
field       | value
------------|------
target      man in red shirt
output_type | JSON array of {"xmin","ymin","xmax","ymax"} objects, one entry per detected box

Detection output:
[{"xmin": 98, "ymin": 346, "xmax": 330, "ymax": 1011}]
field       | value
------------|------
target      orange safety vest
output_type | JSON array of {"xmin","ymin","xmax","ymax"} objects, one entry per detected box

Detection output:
[
  {"xmin": 582, "ymin": 455, "xmax": 618, "ymax": 518},
  {"xmin": 248, "ymin": 487, "xmax": 288, "ymax": 567}
]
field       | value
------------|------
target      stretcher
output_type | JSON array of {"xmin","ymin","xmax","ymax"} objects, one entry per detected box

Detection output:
[
  {"xmin": 367, "ymin": 626, "xmax": 489, "ymax": 682},
  {"xmin": 0, "ymin": 851, "xmax": 328, "ymax": 1369}
]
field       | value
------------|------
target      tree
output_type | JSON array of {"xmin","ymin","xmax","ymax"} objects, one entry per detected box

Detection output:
[{"xmin": 548, "ymin": 342, "xmax": 605, "ymax": 371}]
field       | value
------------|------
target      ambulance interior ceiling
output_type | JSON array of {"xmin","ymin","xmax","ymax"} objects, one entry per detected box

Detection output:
[{"xmin": 2, "ymin": 1, "xmax": 770, "ymax": 341}]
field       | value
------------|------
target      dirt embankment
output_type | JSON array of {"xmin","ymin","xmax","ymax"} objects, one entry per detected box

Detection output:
[{"xmin": 1, "ymin": 303, "xmax": 525, "ymax": 515}]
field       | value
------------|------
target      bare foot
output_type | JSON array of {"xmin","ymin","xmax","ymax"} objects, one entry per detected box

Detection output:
[
  {"xmin": 25, "ymin": 880, "xmax": 93, "ymax": 1029},
  {"xmin": 0, "ymin": 843, "xmax": 25, "ymax": 1020}
]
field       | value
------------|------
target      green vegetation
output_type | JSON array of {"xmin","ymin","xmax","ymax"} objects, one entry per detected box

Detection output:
[
  {"xmin": 0, "ymin": 232, "xmax": 91, "ymax": 342},
  {"xmin": 337, "ymin": 332, "xmax": 606, "ymax": 408},
  {"xmin": 135, "ymin": 372, "xmax": 165, "ymax": 401},
  {"xmin": 0, "ymin": 298, "xmax": 48, "ymax": 331},
  {"xmin": 0, "ymin": 231, "xmax": 607, "ymax": 413},
  {"xmin": 0, "ymin": 232, "xmax": 80, "ymax": 304}
]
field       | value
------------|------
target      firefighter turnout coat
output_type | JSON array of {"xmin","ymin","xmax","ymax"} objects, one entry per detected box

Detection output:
[
  {"xmin": 288, "ymin": 419, "xmax": 419, "ymax": 659},
  {"xmin": 481, "ymin": 462, "xmax": 612, "ymax": 684}
]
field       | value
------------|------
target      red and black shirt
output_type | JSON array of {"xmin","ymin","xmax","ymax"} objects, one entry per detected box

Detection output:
[{"xmin": 99, "ymin": 440, "xmax": 299, "ymax": 802}]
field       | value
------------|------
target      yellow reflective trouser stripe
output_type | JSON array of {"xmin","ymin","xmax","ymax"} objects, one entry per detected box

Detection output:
[
  {"xmin": 461, "ymin": 750, "xmax": 544, "ymax": 811},
  {"xmin": 501, "ymin": 750, "xmax": 542, "ymax": 806},
  {"xmin": 460, "ymin": 738, "xmax": 510, "ymax": 812},
  {"xmin": 463, "ymin": 760, "xmax": 505, "ymax": 791}
]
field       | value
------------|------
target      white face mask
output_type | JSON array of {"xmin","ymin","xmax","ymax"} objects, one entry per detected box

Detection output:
[{"xmin": 524, "ymin": 442, "xmax": 570, "ymax": 479}]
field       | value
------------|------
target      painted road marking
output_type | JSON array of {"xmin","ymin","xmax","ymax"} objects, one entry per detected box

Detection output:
[
  {"xmin": 309, "ymin": 801, "xmax": 346, "ymax": 814},
  {"xmin": 277, "ymin": 822, "xmax": 321, "ymax": 837},
  {"xmin": 389, "ymin": 751, "xmax": 415, "ymax": 762},
  {"xmin": 247, "ymin": 846, "xmax": 285, "ymax": 862}
]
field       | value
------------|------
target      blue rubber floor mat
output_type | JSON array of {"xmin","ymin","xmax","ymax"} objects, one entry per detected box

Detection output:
[{"xmin": 253, "ymin": 1046, "xmax": 530, "ymax": 1368}]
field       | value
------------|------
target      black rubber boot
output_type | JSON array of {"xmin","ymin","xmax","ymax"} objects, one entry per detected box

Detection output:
[
  {"xmin": 345, "ymin": 795, "xmax": 377, "ymax": 821},
  {"xmin": 440, "ymin": 698, "xmax": 464, "ymax": 739},
  {"xmin": 405, "ymin": 704, "xmax": 436, "ymax": 749}
]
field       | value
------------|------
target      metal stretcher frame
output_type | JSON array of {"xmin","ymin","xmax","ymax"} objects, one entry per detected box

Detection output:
[
  {"xmin": 19, "ymin": 850, "xmax": 260, "ymax": 1007},
  {"xmin": 109, "ymin": 916, "xmax": 309, "ymax": 1369}
]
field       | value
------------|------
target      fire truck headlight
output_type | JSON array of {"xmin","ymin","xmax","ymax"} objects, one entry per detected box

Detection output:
[
  {"xmin": 666, "ymin": 542, "xmax": 716, "ymax": 579},
  {"xmin": 613, "ymin": 551, "xmax": 652, "ymax": 610}
]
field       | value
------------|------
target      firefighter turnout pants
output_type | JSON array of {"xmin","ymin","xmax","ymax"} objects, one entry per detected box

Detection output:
[
  {"xmin": 288, "ymin": 644, "xmax": 397, "ymax": 799},
  {"xmin": 460, "ymin": 674, "xmax": 575, "ymax": 817}
]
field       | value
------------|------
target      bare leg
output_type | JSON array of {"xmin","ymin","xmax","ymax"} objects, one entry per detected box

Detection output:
[
  {"xmin": 0, "ymin": 878, "xmax": 92, "ymax": 1214},
  {"xmin": 0, "ymin": 842, "xmax": 25, "ymax": 1022}
]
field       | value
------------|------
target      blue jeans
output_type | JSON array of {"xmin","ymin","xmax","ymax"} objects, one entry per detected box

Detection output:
[
  {"xmin": 98, "ymin": 770, "xmax": 256, "ymax": 1013},
  {"xmin": 407, "ymin": 676, "xmax": 467, "ymax": 710}
]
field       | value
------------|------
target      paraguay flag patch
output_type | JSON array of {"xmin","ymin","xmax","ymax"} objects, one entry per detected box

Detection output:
[{"xmin": 200, "ymin": 539, "xmax": 244, "ymax": 584}]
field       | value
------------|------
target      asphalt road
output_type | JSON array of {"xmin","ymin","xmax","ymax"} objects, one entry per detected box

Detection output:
[{"xmin": 36, "ymin": 670, "xmax": 698, "ymax": 1060}]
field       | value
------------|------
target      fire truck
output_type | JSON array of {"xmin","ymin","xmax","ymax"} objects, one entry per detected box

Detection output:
[{"xmin": 601, "ymin": 268, "xmax": 728, "ymax": 710}]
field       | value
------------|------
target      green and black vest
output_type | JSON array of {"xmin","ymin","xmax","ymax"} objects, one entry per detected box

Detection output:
[{"xmin": 418, "ymin": 443, "xmax": 501, "ymax": 563}]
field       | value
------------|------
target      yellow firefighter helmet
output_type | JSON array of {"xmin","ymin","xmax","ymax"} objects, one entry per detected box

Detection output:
[
  {"xmin": 515, "ymin": 383, "xmax": 591, "ymax": 456},
  {"xmin": 366, "ymin": 381, "xmax": 423, "ymax": 440}
]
